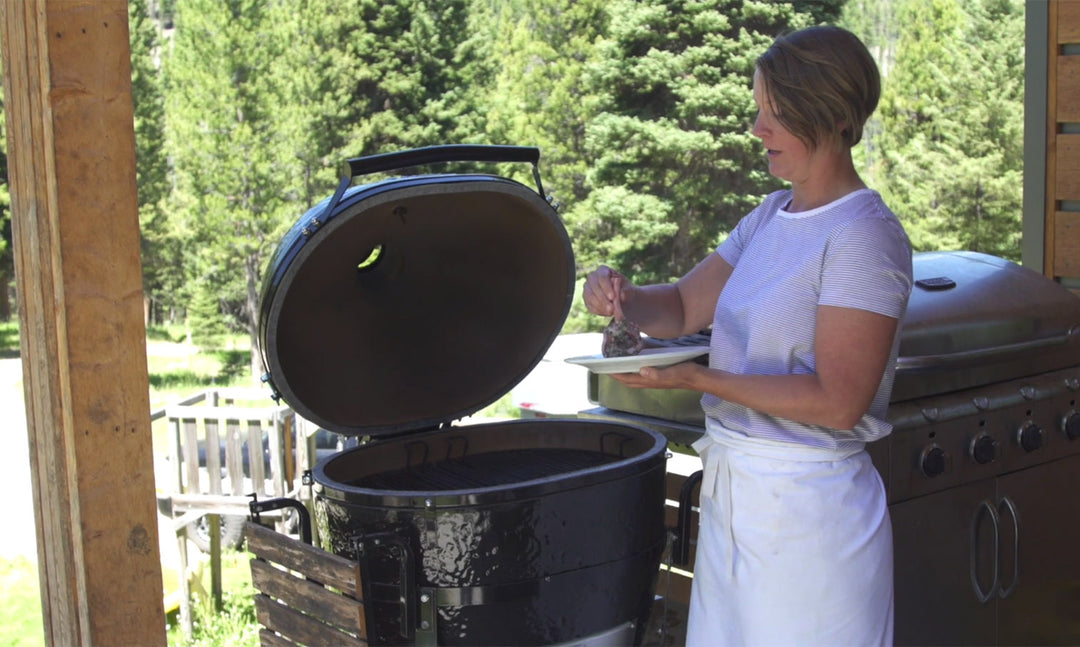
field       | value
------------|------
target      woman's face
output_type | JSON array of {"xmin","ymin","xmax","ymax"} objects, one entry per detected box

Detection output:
[{"xmin": 751, "ymin": 70, "xmax": 814, "ymax": 184}]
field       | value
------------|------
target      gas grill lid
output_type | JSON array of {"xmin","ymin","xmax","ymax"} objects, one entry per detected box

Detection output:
[
  {"xmin": 258, "ymin": 146, "xmax": 575, "ymax": 436},
  {"xmin": 892, "ymin": 251, "xmax": 1080, "ymax": 400}
]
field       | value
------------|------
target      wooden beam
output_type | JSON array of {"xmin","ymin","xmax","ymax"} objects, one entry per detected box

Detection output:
[
  {"xmin": 1045, "ymin": 0, "xmax": 1060, "ymax": 276},
  {"xmin": 0, "ymin": 2, "xmax": 165, "ymax": 646},
  {"xmin": 1060, "ymin": 0, "xmax": 1080, "ymax": 43}
]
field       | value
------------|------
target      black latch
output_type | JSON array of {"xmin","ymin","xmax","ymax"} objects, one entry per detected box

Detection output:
[{"xmin": 915, "ymin": 276, "xmax": 956, "ymax": 291}]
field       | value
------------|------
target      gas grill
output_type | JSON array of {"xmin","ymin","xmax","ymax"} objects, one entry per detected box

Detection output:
[{"xmin": 581, "ymin": 250, "xmax": 1080, "ymax": 645}]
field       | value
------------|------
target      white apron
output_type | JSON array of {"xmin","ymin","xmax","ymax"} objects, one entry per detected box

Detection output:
[{"xmin": 686, "ymin": 420, "xmax": 894, "ymax": 647}]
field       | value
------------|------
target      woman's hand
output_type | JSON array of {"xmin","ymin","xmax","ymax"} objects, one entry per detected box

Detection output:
[
  {"xmin": 583, "ymin": 265, "xmax": 633, "ymax": 318},
  {"xmin": 609, "ymin": 361, "xmax": 704, "ymax": 390}
]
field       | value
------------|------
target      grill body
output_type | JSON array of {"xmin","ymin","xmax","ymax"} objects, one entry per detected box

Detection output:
[{"xmin": 312, "ymin": 419, "xmax": 667, "ymax": 646}]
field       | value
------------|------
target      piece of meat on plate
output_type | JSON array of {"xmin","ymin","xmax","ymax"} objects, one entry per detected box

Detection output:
[{"xmin": 601, "ymin": 276, "xmax": 644, "ymax": 357}]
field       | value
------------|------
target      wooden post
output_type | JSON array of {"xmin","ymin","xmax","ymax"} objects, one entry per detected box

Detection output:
[{"xmin": 0, "ymin": 2, "xmax": 166, "ymax": 646}]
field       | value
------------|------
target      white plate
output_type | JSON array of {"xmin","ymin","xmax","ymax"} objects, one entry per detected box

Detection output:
[{"xmin": 564, "ymin": 346, "xmax": 709, "ymax": 374}]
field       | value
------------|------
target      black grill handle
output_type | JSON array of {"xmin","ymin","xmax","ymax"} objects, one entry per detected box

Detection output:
[
  {"xmin": 314, "ymin": 145, "xmax": 548, "ymax": 241},
  {"xmin": 671, "ymin": 469, "xmax": 703, "ymax": 567},
  {"xmin": 249, "ymin": 495, "xmax": 312, "ymax": 545},
  {"xmin": 346, "ymin": 144, "xmax": 540, "ymax": 178}
]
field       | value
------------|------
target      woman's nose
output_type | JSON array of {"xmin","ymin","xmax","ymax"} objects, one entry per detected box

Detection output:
[{"xmin": 751, "ymin": 113, "xmax": 765, "ymax": 138}]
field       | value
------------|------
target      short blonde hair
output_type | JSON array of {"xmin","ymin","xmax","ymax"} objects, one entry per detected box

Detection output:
[{"xmin": 755, "ymin": 26, "xmax": 880, "ymax": 151}]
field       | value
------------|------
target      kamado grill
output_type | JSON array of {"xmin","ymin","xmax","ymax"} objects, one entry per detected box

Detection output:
[
  {"xmin": 257, "ymin": 146, "xmax": 668, "ymax": 646},
  {"xmin": 583, "ymin": 250, "xmax": 1080, "ymax": 645}
]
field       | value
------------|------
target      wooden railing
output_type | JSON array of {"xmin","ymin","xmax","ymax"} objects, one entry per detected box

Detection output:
[{"xmin": 152, "ymin": 387, "xmax": 318, "ymax": 640}]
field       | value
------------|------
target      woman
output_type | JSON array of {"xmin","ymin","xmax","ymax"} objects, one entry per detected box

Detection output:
[{"xmin": 583, "ymin": 26, "xmax": 912, "ymax": 646}]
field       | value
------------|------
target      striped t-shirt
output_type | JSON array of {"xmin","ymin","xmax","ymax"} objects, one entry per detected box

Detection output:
[{"xmin": 701, "ymin": 188, "xmax": 913, "ymax": 449}]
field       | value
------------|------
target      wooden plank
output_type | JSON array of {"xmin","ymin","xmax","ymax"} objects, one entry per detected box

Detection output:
[
  {"xmin": 267, "ymin": 418, "xmax": 285, "ymax": 497},
  {"xmin": 0, "ymin": 2, "xmax": 166, "ymax": 644},
  {"xmin": 246, "ymin": 522, "xmax": 363, "ymax": 595},
  {"xmin": 209, "ymin": 514, "xmax": 223, "ymax": 609},
  {"xmin": 255, "ymin": 595, "xmax": 367, "ymax": 647},
  {"xmin": 182, "ymin": 418, "xmax": 200, "ymax": 494},
  {"xmin": 176, "ymin": 521, "xmax": 193, "ymax": 640},
  {"xmin": 663, "ymin": 505, "xmax": 698, "ymax": 538},
  {"xmin": 654, "ymin": 568, "xmax": 694, "ymax": 607},
  {"xmin": 217, "ymin": 386, "xmax": 279, "ymax": 402},
  {"xmin": 169, "ymin": 416, "xmax": 184, "ymax": 495},
  {"xmin": 259, "ymin": 628, "xmax": 300, "ymax": 647},
  {"xmin": 1056, "ymin": 134, "xmax": 1080, "ymax": 200},
  {"xmin": 664, "ymin": 470, "xmax": 702, "ymax": 501},
  {"xmin": 665, "ymin": 472, "xmax": 688, "ymax": 502},
  {"xmin": 166, "ymin": 403, "xmax": 285, "ymax": 421},
  {"xmin": 664, "ymin": 511, "xmax": 700, "ymax": 550},
  {"xmin": 250, "ymin": 559, "xmax": 367, "ymax": 636},
  {"xmin": 169, "ymin": 492, "xmax": 258, "ymax": 514},
  {"xmin": 646, "ymin": 595, "xmax": 690, "ymax": 647},
  {"xmin": 1057, "ymin": 56, "xmax": 1080, "ymax": 124},
  {"xmin": 1053, "ymin": 211, "xmax": 1080, "ymax": 276},
  {"xmin": 250, "ymin": 420, "xmax": 267, "ymax": 495},
  {"xmin": 1060, "ymin": 0, "xmax": 1080, "ymax": 43},
  {"xmin": 226, "ymin": 420, "xmax": 245, "ymax": 496},
  {"xmin": 282, "ymin": 413, "xmax": 295, "ymax": 490},
  {"xmin": 206, "ymin": 418, "xmax": 222, "ymax": 496}
]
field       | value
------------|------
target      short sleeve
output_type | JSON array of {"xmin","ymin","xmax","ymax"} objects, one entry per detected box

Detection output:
[
  {"xmin": 717, "ymin": 191, "xmax": 788, "ymax": 268},
  {"xmin": 819, "ymin": 216, "xmax": 913, "ymax": 319}
]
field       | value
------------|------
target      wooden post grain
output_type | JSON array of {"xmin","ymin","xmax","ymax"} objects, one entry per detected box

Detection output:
[{"xmin": 0, "ymin": 1, "xmax": 166, "ymax": 645}]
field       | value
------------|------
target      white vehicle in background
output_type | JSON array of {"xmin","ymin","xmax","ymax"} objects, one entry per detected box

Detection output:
[{"xmin": 511, "ymin": 333, "xmax": 602, "ymax": 418}]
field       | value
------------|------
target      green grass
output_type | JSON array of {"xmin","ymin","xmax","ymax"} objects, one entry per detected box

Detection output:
[
  {"xmin": 0, "ymin": 557, "xmax": 45, "ymax": 647},
  {"xmin": 165, "ymin": 550, "xmax": 260, "ymax": 647},
  {"xmin": 0, "ymin": 548, "xmax": 259, "ymax": 647},
  {"xmin": 0, "ymin": 320, "xmax": 19, "ymax": 358}
]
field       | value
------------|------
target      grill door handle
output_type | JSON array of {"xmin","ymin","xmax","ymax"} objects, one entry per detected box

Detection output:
[
  {"xmin": 997, "ymin": 496, "xmax": 1020, "ymax": 599},
  {"xmin": 897, "ymin": 330, "xmax": 1079, "ymax": 370},
  {"xmin": 970, "ymin": 498, "xmax": 999, "ymax": 604}
]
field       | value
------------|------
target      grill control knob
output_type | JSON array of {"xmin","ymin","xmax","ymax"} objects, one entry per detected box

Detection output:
[
  {"xmin": 920, "ymin": 445, "xmax": 947, "ymax": 478},
  {"xmin": 970, "ymin": 434, "xmax": 997, "ymax": 464},
  {"xmin": 1017, "ymin": 422, "xmax": 1043, "ymax": 452},
  {"xmin": 1064, "ymin": 412, "xmax": 1080, "ymax": 441}
]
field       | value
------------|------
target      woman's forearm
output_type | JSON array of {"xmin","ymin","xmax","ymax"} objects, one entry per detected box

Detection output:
[
  {"xmin": 620, "ymin": 283, "xmax": 690, "ymax": 339},
  {"xmin": 686, "ymin": 367, "xmax": 868, "ymax": 430}
]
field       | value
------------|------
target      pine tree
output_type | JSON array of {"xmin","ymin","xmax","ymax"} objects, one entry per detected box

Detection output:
[
  {"xmin": 129, "ymin": 0, "xmax": 174, "ymax": 324},
  {"xmin": 270, "ymin": 0, "xmax": 483, "ymax": 202},
  {"xmin": 164, "ymin": 0, "xmax": 294, "ymax": 373},
  {"xmin": 479, "ymin": 0, "xmax": 610, "ymax": 205},
  {"xmin": 877, "ymin": 0, "xmax": 1024, "ymax": 260},
  {"xmin": 567, "ymin": 0, "xmax": 842, "ymax": 286}
]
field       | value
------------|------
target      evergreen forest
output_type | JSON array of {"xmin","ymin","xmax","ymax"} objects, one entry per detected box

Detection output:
[{"xmin": 0, "ymin": 0, "xmax": 1028, "ymax": 377}]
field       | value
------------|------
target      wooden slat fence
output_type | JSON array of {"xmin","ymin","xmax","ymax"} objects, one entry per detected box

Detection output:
[{"xmin": 152, "ymin": 387, "xmax": 317, "ymax": 640}]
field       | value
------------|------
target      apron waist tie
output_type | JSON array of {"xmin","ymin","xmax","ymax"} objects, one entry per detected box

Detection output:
[{"xmin": 691, "ymin": 419, "xmax": 863, "ymax": 577}]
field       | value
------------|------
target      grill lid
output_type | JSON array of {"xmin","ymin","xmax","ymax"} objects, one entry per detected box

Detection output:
[
  {"xmin": 258, "ymin": 146, "xmax": 574, "ymax": 436},
  {"xmin": 892, "ymin": 251, "xmax": 1080, "ymax": 400}
]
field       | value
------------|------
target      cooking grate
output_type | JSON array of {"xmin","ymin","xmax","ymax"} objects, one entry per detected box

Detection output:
[{"xmin": 349, "ymin": 448, "xmax": 618, "ymax": 490}]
